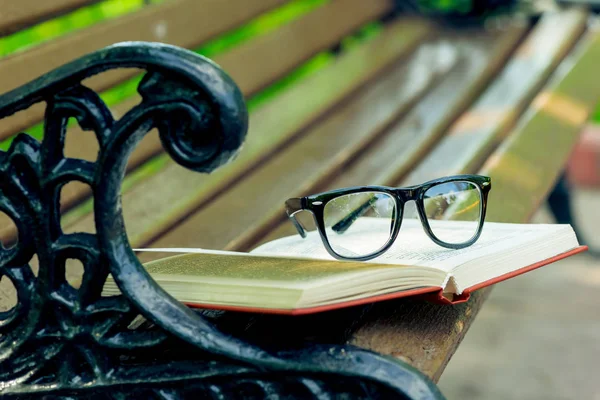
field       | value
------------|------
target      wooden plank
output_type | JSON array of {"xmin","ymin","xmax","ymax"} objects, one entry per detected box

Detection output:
[
  {"xmin": 0, "ymin": 0, "xmax": 99, "ymax": 35},
  {"xmin": 482, "ymin": 35, "xmax": 600, "ymax": 223},
  {"xmin": 400, "ymin": 8, "xmax": 588, "ymax": 186},
  {"xmin": 136, "ymin": 51, "xmax": 451, "ymax": 260},
  {"xmin": 56, "ymin": 0, "xmax": 394, "ymax": 193},
  {"xmin": 251, "ymin": 25, "xmax": 529, "ymax": 250},
  {"xmin": 138, "ymin": 24, "xmax": 526, "ymax": 262},
  {"xmin": 215, "ymin": 0, "xmax": 394, "ymax": 97},
  {"xmin": 348, "ymin": 23, "xmax": 600, "ymax": 382},
  {"xmin": 255, "ymin": 22, "xmax": 533, "ymax": 248},
  {"xmin": 0, "ymin": 0, "xmax": 292, "ymax": 141},
  {"xmin": 253, "ymin": 7, "xmax": 588, "ymax": 249},
  {"xmin": 61, "ymin": 18, "xmax": 433, "ymax": 244},
  {"xmin": 0, "ymin": 0, "xmax": 394, "ymax": 143},
  {"xmin": 0, "ymin": 0, "xmax": 396, "ymax": 231}
]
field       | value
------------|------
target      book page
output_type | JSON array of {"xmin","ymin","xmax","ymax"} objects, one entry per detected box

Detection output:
[
  {"xmin": 140, "ymin": 253, "xmax": 416, "ymax": 288},
  {"xmin": 251, "ymin": 218, "xmax": 568, "ymax": 272}
]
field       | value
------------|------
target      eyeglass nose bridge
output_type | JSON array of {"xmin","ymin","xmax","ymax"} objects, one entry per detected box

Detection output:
[
  {"xmin": 394, "ymin": 187, "xmax": 419, "ymax": 203},
  {"xmin": 393, "ymin": 188, "xmax": 427, "ymax": 226}
]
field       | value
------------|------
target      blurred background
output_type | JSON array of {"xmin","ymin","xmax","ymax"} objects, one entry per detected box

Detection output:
[{"xmin": 0, "ymin": 0, "xmax": 599, "ymax": 398}]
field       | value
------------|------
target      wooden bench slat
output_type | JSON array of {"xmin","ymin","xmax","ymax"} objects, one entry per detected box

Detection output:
[
  {"xmin": 400, "ymin": 8, "xmax": 588, "ymax": 186},
  {"xmin": 61, "ymin": 18, "xmax": 433, "ymax": 244},
  {"xmin": 0, "ymin": 0, "xmax": 398, "ymax": 234},
  {"xmin": 215, "ymin": 0, "xmax": 394, "ymax": 97},
  {"xmin": 136, "ymin": 52, "xmax": 451, "ymax": 259},
  {"xmin": 56, "ymin": 0, "xmax": 396, "ymax": 202},
  {"xmin": 0, "ymin": 0, "xmax": 292, "ymax": 142},
  {"xmin": 139, "ymin": 25, "xmax": 526, "ymax": 262},
  {"xmin": 253, "ymin": 23, "xmax": 530, "ymax": 248},
  {"xmin": 349, "ymin": 23, "xmax": 600, "ymax": 383},
  {"xmin": 0, "ymin": 0, "xmax": 99, "ymax": 35},
  {"xmin": 483, "ymin": 31, "xmax": 600, "ymax": 223},
  {"xmin": 250, "ymin": 25, "xmax": 528, "ymax": 250}
]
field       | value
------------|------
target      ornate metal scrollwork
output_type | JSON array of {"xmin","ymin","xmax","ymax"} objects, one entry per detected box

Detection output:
[{"xmin": 0, "ymin": 42, "xmax": 444, "ymax": 399}]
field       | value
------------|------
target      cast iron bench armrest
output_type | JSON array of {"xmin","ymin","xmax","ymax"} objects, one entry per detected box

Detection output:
[{"xmin": 0, "ymin": 41, "xmax": 442, "ymax": 399}]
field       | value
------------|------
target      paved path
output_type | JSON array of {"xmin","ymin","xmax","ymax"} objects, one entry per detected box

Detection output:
[{"xmin": 439, "ymin": 190, "xmax": 600, "ymax": 399}]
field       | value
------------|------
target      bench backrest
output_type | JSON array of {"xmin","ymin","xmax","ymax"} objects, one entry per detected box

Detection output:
[{"xmin": 0, "ymin": 0, "xmax": 405, "ymax": 243}]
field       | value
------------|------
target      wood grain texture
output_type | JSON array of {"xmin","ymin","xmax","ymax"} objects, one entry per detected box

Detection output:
[
  {"xmin": 62, "ymin": 18, "xmax": 433, "ymax": 246},
  {"xmin": 0, "ymin": 0, "xmax": 291, "ymax": 141},
  {"xmin": 482, "ymin": 30, "xmax": 600, "ymax": 224},
  {"xmin": 248, "ymin": 25, "xmax": 526, "ymax": 251},
  {"xmin": 348, "ymin": 24, "xmax": 600, "ymax": 382},
  {"xmin": 255, "ymin": 25, "xmax": 527, "ymax": 248},
  {"xmin": 0, "ymin": 0, "xmax": 398, "ymax": 243},
  {"xmin": 215, "ymin": 0, "xmax": 393, "ymax": 96},
  {"xmin": 0, "ymin": 0, "xmax": 99, "ymax": 35},
  {"xmin": 138, "ymin": 35, "xmax": 456, "ymax": 261},
  {"xmin": 401, "ymin": 8, "xmax": 588, "ymax": 186},
  {"xmin": 52, "ymin": 0, "xmax": 396, "ymax": 193},
  {"xmin": 235, "ymin": 22, "xmax": 598, "ymax": 383}
]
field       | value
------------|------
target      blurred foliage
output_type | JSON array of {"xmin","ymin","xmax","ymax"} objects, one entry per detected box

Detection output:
[
  {"xmin": 401, "ymin": 0, "xmax": 518, "ymax": 16},
  {"xmin": 412, "ymin": 0, "xmax": 481, "ymax": 14}
]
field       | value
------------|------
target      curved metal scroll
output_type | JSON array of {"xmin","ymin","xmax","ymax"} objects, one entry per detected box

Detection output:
[{"xmin": 0, "ymin": 42, "xmax": 444, "ymax": 399}]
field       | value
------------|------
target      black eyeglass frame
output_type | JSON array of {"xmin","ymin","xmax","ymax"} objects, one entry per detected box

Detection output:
[{"xmin": 285, "ymin": 174, "xmax": 491, "ymax": 261}]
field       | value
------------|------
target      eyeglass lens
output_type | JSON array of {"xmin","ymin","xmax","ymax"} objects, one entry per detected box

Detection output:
[
  {"xmin": 323, "ymin": 192, "xmax": 396, "ymax": 258},
  {"xmin": 423, "ymin": 181, "xmax": 482, "ymax": 245}
]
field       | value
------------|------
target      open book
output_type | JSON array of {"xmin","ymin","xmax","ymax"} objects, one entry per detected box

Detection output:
[{"xmin": 102, "ymin": 219, "xmax": 585, "ymax": 315}]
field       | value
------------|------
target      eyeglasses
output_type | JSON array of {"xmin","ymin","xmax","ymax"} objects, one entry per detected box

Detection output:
[{"xmin": 285, "ymin": 175, "xmax": 491, "ymax": 261}]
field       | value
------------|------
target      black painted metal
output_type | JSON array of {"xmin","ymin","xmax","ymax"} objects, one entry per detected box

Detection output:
[
  {"xmin": 0, "ymin": 42, "xmax": 444, "ymax": 399},
  {"xmin": 285, "ymin": 175, "xmax": 491, "ymax": 261}
]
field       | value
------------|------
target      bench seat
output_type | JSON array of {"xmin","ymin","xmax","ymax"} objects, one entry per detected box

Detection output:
[{"xmin": 0, "ymin": 0, "xmax": 599, "ymax": 396}]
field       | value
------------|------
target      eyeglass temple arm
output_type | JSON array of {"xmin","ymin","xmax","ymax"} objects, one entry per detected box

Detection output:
[
  {"xmin": 332, "ymin": 195, "xmax": 378, "ymax": 234},
  {"xmin": 285, "ymin": 198, "xmax": 307, "ymax": 238}
]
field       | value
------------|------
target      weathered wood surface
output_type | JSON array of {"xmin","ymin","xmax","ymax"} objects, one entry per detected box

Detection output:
[
  {"xmin": 0, "ymin": 0, "xmax": 400, "ymax": 242},
  {"xmin": 59, "ymin": 0, "xmax": 396, "ymax": 173},
  {"xmin": 0, "ymin": 0, "xmax": 293, "ymax": 141},
  {"xmin": 0, "ymin": 0, "xmax": 99, "ymax": 35},
  {"xmin": 140, "ymin": 9, "xmax": 586, "ymax": 257},
  {"xmin": 216, "ymin": 0, "xmax": 394, "ymax": 97},
  {"xmin": 401, "ymin": 8, "xmax": 588, "ymax": 186},
  {"xmin": 62, "ymin": 18, "xmax": 433, "ymax": 245},
  {"xmin": 255, "ymin": 8, "xmax": 588, "ymax": 248},
  {"xmin": 145, "ymin": 25, "xmax": 525, "ymax": 257},
  {"xmin": 0, "ymin": 0, "xmax": 393, "ymax": 143}
]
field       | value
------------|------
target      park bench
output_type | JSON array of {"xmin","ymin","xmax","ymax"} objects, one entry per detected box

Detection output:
[{"xmin": 0, "ymin": 0, "xmax": 599, "ymax": 398}]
